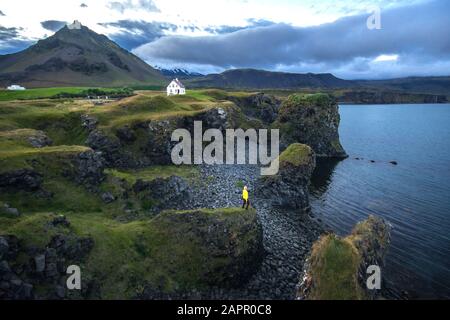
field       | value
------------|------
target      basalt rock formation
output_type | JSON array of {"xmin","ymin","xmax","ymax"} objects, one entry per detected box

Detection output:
[
  {"xmin": 256, "ymin": 143, "xmax": 316, "ymax": 211},
  {"xmin": 297, "ymin": 215, "xmax": 391, "ymax": 300},
  {"xmin": 274, "ymin": 93, "xmax": 347, "ymax": 158}
]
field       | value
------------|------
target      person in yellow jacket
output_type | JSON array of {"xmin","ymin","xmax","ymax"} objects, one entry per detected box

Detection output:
[{"xmin": 242, "ymin": 185, "xmax": 250, "ymax": 210}]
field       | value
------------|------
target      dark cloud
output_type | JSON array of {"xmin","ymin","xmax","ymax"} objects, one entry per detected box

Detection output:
[
  {"xmin": 0, "ymin": 26, "xmax": 34, "ymax": 55},
  {"xmin": 41, "ymin": 20, "xmax": 67, "ymax": 32},
  {"xmin": 0, "ymin": 25, "xmax": 20, "ymax": 41},
  {"xmin": 107, "ymin": 0, "xmax": 159, "ymax": 13},
  {"xmin": 100, "ymin": 20, "xmax": 177, "ymax": 50},
  {"xmin": 80, "ymin": 3, "xmax": 88, "ymax": 8},
  {"xmin": 0, "ymin": 10, "xmax": 5, "ymax": 16},
  {"xmin": 134, "ymin": 0, "xmax": 450, "ymax": 79}
]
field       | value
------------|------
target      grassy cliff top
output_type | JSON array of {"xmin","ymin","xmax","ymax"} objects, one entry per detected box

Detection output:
[
  {"xmin": 278, "ymin": 143, "xmax": 314, "ymax": 167},
  {"xmin": 284, "ymin": 93, "xmax": 333, "ymax": 107},
  {"xmin": 307, "ymin": 234, "xmax": 363, "ymax": 300},
  {"xmin": 0, "ymin": 206, "xmax": 259, "ymax": 299}
]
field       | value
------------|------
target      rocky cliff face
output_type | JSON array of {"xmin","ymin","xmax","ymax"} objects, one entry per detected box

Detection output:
[
  {"xmin": 274, "ymin": 93, "xmax": 347, "ymax": 158},
  {"xmin": 84, "ymin": 105, "xmax": 241, "ymax": 169},
  {"xmin": 0, "ymin": 215, "xmax": 94, "ymax": 300},
  {"xmin": 297, "ymin": 215, "xmax": 391, "ymax": 300},
  {"xmin": 256, "ymin": 143, "xmax": 316, "ymax": 211},
  {"xmin": 145, "ymin": 208, "xmax": 264, "ymax": 294}
]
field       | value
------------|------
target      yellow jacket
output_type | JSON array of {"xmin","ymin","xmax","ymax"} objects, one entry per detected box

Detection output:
[{"xmin": 242, "ymin": 189, "xmax": 249, "ymax": 200}]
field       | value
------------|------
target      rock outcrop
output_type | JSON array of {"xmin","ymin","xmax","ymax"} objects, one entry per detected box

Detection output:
[
  {"xmin": 274, "ymin": 93, "xmax": 347, "ymax": 158},
  {"xmin": 228, "ymin": 93, "xmax": 281, "ymax": 124},
  {"xmin": 27, "ymin": 130, "xmax": 53, "ymax": 148},
  {"xmin": 133, "ymin": 175, "xmax": 192, "ymax": 212},
  {"xmin": 0, "ymin": 215, "xmax": 94, "ymax": 300},
  {"xmin": 297, "ymin": 215, "xmax": 391, "ymax": 300},
  {"xmin": 256, "ymin": 143, "xmax": 316, "ymax": 211},
  {"xmin": 138, "ymin": 207, "xmax": 264, "ymax": 298},
  {"xmin": 71, "ymin": 150, "xmax": 105, "ymax": 189},
  {"xmin": 0, "ymin": 169, "xmax": 43, "ymax": 191},
  {"xmin": 85, "ymin": 105, "xmax": 241, "ymax": 169}
]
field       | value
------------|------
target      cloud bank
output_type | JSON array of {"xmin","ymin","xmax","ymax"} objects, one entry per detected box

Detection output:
[{"xmin": 133, "ymin": 0, "xmax": 450, "ymax": 78}]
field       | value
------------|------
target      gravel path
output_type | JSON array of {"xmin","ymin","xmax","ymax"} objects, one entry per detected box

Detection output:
[{"xmin": 186, "ymin": 163, "xmax": 325, "ymax": 299}]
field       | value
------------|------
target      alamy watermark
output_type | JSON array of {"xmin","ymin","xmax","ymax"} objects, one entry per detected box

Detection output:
[
  {"xmin": 366, "ymin": 265, "xmax": 381, "ymax": 290},
  {"xmin": 367, "ymin": 6, "xmax": 381, "ymax": 30},
  {"xmin": 171, "ymin": 121, "xmax": 280, "ymax": 175}
]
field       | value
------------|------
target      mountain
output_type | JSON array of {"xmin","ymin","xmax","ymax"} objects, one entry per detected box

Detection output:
[
  {"xmin": 0, "ymin": 21, "xmax": 165, "ymax": 88},
  {"xmin": 154, "ymin": 67, "xmax": 204, "ymax": 79},
  {"xmin": 186, "ymin": 68, "xmax": 355, "ymax": 89},
  {"xmin": 186, "ymin": 69, "xmax": 450, "ymax": 101}
]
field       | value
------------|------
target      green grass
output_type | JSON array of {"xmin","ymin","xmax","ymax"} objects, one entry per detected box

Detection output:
[
  {"xmin": 90, "ymin": 92, "xmax": 224, "ymax": 129},
  {"xmin": 0, "ymin": 87, "xmax": 121, "ymax": 101},
  {"xmin": 308, "ymin": 234, "xmax": 363, "ymax": 300},
  {"xmin": 105, "ymin": 165, "xmax": 200, "ymax": 185},
  {"xmin": 278, "ymin": 143, "xmax": 313, "ymax": 167},
  {"xmin": 285, "ymin": 93, "xmax": 332, "ymax": 108},
  {"xmin": 0, "ymin": 100, "xmax": 91, "ymax": 144}
]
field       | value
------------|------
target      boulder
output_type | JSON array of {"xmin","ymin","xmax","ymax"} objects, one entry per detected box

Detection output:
[
  {"xmin": 81, "ymin": 114, "xmax": 98, "ymax": 132},
  {"xmin": 274, "ymin": 93, "xmax": 347, "ymax": 158},
  {"xmin": 34, "ymin": 254, "xmax": 46, "ymax": 273},
  {"xmin": 101, "ymin": 192, "xmax": 115, "ymax": 203},
  {"xmin": 0, "ymin": 169, "xmax": 43, "ymax": 191},
  {"xmin": 1, "ymin": 203, "xmax": 20, "ymax": 217},
  {"xmin": 0, "ymin": 237, "xmax": 9, "ymax": 259},
  {"xmin": 27, "ymin": 130, "xmax": 52, "ymax": 148},
  {"xmin": 257, "ymin": 143, "xmax": 316, "ymax": 210},
  {"xmin": 72, "ymin": 150, "xmax": 105, "ymax": 188},
  {"xmin": 51, "ymin": 215, "xmax": 70, "ymax": 228}
]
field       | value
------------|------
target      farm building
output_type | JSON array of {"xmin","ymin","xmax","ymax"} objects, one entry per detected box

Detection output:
[
  {"xmin": 166, "ymin": 78, "xmax": 186, "ymax": 96},
  {"xmin": 7, "ymin": 85, "xmax": 26, "ymax": 91}
]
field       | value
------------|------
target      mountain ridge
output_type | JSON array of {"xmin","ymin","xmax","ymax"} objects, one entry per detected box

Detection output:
[{"xmin": 185, "ymin": 68, "xmax": 450, "ymax": 96}]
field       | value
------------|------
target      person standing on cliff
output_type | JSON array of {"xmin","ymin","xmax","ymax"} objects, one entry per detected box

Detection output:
[{"xmin": 242, "ymin": 185, "xmax": 250, "ymax": 210}]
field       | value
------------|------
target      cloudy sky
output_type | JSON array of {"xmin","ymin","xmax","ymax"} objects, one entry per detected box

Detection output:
[{"xmin": 0, "ymin": 0, "xmax": 449, "ymax": 79}]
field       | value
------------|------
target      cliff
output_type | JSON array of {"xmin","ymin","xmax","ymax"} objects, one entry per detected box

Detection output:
[
  {"xmin": 273, "ymin": 93, "xmax": 347, "ymax": 158},
  {"xmin": 257, "ymin": 143, "xmax": 315, "ymax": 211},
  {"xmin": 297, "ymin": 216, "xmax": 391, "ymax": 300}
]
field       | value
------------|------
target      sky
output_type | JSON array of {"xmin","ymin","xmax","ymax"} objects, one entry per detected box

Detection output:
[{"xmin": 0, "ymin": 0, "xmax": 449, "ymax": 79}]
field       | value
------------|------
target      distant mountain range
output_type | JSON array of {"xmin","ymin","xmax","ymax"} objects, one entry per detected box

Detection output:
[
  {"xmin": 0, "ymin": 22, "xmax": 165, "ymax": 88},
  {"xmin": 186, "ymin": 68, "xmax": 353, "ymax": 89},
  {"xmin": 154, "ymin": 67, "xmax": 203, "ymax": 79},
  {"xmin": 186, "ymin": 69, "xmax": 450, "ymax": 97}
]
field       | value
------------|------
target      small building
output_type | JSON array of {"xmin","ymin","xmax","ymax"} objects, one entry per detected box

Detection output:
[
  {"xmin": 67, "ymin": 20, "xmax": 82, "ymax": 30},
  {"xmin": 7, "ymin": 85, "xmax": 26, "ymax": 91},
  {"xmin": 166, "ymin": 78, "xmax": 186, "ymax": 96}
]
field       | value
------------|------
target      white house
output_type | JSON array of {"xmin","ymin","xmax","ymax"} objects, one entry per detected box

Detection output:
[
  {"xmin": 166, "ymin": 78, "xmax": 186, "ymax": 96},
  {"xmin": 7, "ymin": 85, "xmax": 26, "ymax": 91}
]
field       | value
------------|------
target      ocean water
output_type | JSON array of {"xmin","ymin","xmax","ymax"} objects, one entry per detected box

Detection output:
[{"xmin": 310, "ymin": 104, "xmax": 450, "ymax": 299}]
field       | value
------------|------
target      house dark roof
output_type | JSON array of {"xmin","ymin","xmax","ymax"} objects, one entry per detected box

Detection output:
[{"xmin": 170, "ymin": 78, "xmax": 185, "ymax": 88}]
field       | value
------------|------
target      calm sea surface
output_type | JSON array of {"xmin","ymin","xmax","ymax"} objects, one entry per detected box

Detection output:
[{"xmin": 310, "ymin": 104, "xmax": 450, "ymax": 299}]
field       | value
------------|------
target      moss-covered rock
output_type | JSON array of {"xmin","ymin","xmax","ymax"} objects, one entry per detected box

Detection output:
[
  {"xmin": 0, "ymin": 207, "xmax": 264, "ymax": 299},
  {"xmin": 257, "ymin": 143, "xmax": 315, "ymax": 210},
  {"xmin": 297, "ymin": 215, "xmax": 391, "ymax": 300},
  {"xmin": 273, "ymin": 93, "xmax": 347, "ymax": 158}
]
